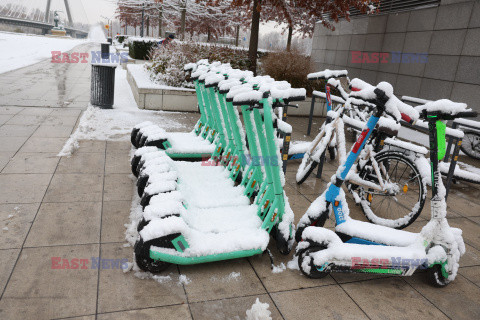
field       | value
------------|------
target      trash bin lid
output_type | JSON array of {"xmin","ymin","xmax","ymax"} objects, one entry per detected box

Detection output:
[{"xmin": 91, "ymin": 62, "xmax": 118, "ymax": 68}]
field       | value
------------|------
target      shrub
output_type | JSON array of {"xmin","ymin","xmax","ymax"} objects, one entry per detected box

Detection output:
[
  {"xmin": 260, "ymin": 49, "xmax": 334, "ymax": 96},
  {"xmin": 128, "ymin": 38, "xmax": 159, "ymax": 60},
  {"xmin": 116, "ymin": 35, "xmax": 128, "ymax": 44},
  {"xmin": 147, "ymin": 43, "xmax": 191, "ymax": 88},
  {"xmin": 147, "ymin": 42, "xmax": 266, "ymax": 88}
]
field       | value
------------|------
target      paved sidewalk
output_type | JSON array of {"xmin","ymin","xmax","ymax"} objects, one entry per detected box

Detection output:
[{"xmin": 0, "ymin": 48, "xmax": 479, "ymax": 320}]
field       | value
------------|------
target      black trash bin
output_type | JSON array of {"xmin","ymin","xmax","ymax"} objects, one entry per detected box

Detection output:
[
  {"xmin": 90, "ymin": 63, "xmax": 117, "ymax": 109},
  {"xmin": 101, "ymin": 43, "xmax": 110, "ymax": 59}
]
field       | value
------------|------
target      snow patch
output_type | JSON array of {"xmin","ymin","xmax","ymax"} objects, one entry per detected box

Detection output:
[
  {"xmin": 246, "ymin": 298, "xmax": 272, "ymax": 320},
  {"xmin": 178, "ymin": 274, "xmax": 191, "ymax": 285},
  {"xmin": 271, "ymin": 262, "xmax": 286, "ymax": 274},
  {"xmin": 58, "ymin": 68, "xmax": 182, "ymax": 156},
  {"xmin": 0, "ymin": 31, "xmax": 84, "ymax": 74}
]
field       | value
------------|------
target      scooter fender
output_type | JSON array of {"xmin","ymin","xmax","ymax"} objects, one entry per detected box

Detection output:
[{"xmin": 300, "ymin": 226, "xmax": 343, "ymax": 249}]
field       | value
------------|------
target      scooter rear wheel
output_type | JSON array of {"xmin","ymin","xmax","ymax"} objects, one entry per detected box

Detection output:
[
  {"xmin": 427, "ymin": 264, "xmax": 451, "ymax": 287},
  {"xmin": 134, "ymin": 235, "xmax": 178, "ymax": 273},
  {"xmin": 131, "ymin": 128, "xmax": 140, "ymax": 147},
  {"xmin": 131, "ymin": 155, "xmax": 142, "ymax": 177},
  {"xmin": 297, "ymin": 245, "xmax": 329, "ymax": 279},
  {"xmin": 272, "ymin": 224, "xmax": 292, "ymax": 255},
  {"xmin": 135, "ymin": 131, "xmax": 144, "ymax": 149},
  {"xmin": 137, "ymin": 174, "xmax": 149, "ymax": 196}
]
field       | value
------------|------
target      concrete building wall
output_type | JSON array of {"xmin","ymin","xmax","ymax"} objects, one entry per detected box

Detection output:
[{"xmin": 310, "ymin": 0, "xmax": 480, "ymax": 110}]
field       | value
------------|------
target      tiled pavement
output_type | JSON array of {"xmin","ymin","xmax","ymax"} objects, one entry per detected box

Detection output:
[{"xmin": 0, "ymin": 46, "xmax": 480, "ymax": 320}]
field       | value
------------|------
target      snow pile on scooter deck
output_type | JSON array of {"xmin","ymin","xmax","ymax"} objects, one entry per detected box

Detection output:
[{"xmin": 167, "ymin": 132, "xmax": 215, "ymax": 154}]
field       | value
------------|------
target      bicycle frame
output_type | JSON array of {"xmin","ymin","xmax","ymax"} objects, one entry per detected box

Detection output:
[{"xmin": 327, "ymin": 113, "xmax": 381, "ymax": 226}]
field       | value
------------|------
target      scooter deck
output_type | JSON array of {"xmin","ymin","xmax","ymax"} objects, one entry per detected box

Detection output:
[
  {"xmin": 175, "ymin": 161, "xmax": 249, "ymax": 208},
  {"xmin": 335, "ymin": 219, "xmax": 419, "ymax": 247},
  {"xmin": 302, "ymin": 227, "xmax": 428, "ymax": 275},
  {"xmin": 166, "ymin": 132, "xmax": 215, "ymax": 157}
]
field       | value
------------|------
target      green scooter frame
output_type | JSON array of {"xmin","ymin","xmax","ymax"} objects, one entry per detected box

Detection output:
[{"xmin": 144, "ymin": 94, "xmax": 293, "ymax": 266}]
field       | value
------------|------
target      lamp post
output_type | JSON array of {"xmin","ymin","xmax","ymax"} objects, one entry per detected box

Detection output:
[{"xmin": 101, "ymin": 13, "xmax": 116, "ymax": 38}]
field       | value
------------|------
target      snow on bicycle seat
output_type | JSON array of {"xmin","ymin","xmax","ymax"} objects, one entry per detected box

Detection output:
[
  {"xmin": 335, "ymin": 218, "xmax": 420, "ymax": 247},
  {"xmin": 376, "ymin": 117, "xmax": 400, "ymax": 137},
  {"xmin": 308, "ymin": 69, "xmax": 348, "ymax": 80}
]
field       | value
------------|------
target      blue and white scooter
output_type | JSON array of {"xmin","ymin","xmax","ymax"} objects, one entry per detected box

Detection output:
[{"xmin": 295, "ymin": 81, "xmax": 475, "ymax": 286}]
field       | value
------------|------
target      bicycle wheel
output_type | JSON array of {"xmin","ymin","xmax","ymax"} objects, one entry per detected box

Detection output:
[
  {"xmin": 460, "ymin": 131, "xmax": 480, "ymax": 160},
  {"xmin": 356, "ymin": 151, "xmax": 426, "ymax": 229},
  {"xmin": 296, "ymin": 131, "xmax": 330, "ymax": 185},
  {"xmin": 296, "ymin": 154, "xmax": 319, "ymax": 185}
]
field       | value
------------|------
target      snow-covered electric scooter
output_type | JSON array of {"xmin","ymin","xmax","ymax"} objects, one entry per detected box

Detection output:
[
  {"xmin": 295, "ymin": 82, "xmax": 475, "ymax": 287},
  {"xmin": 132, "ymin": 83, "xmax": 305, "ymax": 273}
]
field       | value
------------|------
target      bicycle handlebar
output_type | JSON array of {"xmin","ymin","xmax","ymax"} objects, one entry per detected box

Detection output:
[
  {"xmin": 419, "ymin": 110, "xmax": 478, "ymax": 121},
  {"xmin": 456, "ymin": 111, "xmax": 478, "ymax": 118},
  {"xmin": 401, "ymin": 113, "xmax": 414, "ymax": 124}
]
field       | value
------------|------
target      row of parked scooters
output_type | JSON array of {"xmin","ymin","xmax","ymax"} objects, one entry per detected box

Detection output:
[{"xmin": 129, "ymin": 60, "xmax": 476, "ymax": 287}]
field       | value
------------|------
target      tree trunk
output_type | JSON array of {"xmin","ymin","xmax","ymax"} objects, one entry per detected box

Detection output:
[
  {"xmin": 158, "ymin": 7, "xmax": 163, "ymax": 38},
  {"xmin": 124, "ymin": 18, "xmax": 127, "ymax": 34},
  {"xmin": 140, "ymin": 3, "xmax": 145, "ymax": 37},
  {"xmin": 248, "ymin": 0, "xmax": 261, "ymax": 75},
  {"xmin": 286, "ymin": 25, "xmax": 293, "ymax": 51},
  {"xmin": 235, "ymin": 25, "xmax": 240, "ymax": 47},
  {"xmin": 180, "ymin": 1, "xmax": 187, "ymax": 40},
  {"xmin": 146, "ymin": 17, "xmax": 150, "ymax": 37},
  {"xmin": 207, "ymin": 27, "xmax": 211, "ymax": 43}
]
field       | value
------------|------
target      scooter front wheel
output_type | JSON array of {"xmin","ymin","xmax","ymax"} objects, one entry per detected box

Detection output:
[
  {"xmin": 298, "ymin": 246, "xmax": 329, "ymax": 279},
  {"xmin": 294, "ymin": 210, "xmax": 329, "ymax": 243},
  {"xmin": 427, "ymin": 264, "xmax": 451, "ymax": 287}
]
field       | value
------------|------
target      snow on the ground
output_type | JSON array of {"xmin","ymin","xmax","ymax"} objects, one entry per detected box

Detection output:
[
  {"xmin": 58, "ymin": 67, "xmax": 184, "ymax": 156},
  {"xmin": 271, "ymin": 262, "xmax": 286, "ymax": 273},
  {"xmin": 246, "ymin": 298, "xmax": 272, "ymax": 320},
  {"xmin": 0, "ymin": 31, "xmax": 84, "ymax": 74},
  {"xmin": 178, "ymin": 274, "xmax": 191, "ymax": 285}
]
